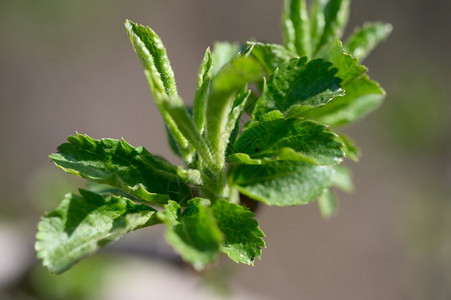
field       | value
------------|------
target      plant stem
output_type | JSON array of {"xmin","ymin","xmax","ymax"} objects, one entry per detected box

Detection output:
[{"xmin": 201, "ymin": 167, "xmax": 229, "ymax": 201}]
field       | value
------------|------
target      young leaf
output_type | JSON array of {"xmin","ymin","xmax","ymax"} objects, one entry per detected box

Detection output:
[
  {"xmin": 309, "ymin": 0, "xmax": 326, "ymax": 53},
  {"xmin": 331, "ymin": 165, "xmax": 353, "ymax": 192},
  {"xmin": 317, "ymin": 165, "xmax": 352, "ymax": 219},
  {"xmin": 228, "ymin": 148, "xmax": 318, "ymax": 165},
  {"xmin": 125, "ymin": 20, "xmax": 196, "ymax": 164},
  {"xmin": 211, "ymin": 42, "xmax": 241, "ymax": 76},
  {"xmin": 252, "ymin": 57, "xmax": 343, "ymax": 119},
  {"xmin": 314, "ymin": 0, "xmax": 350, "ymax": 54},
  {"xmin": 165, "ymin": 124, "xmax": 182, "ymax": 157},
  {"xmin": 345, "ymin": 22, "xmax": 393, "ymax": 62},
  {"xmin": 125, "ymin": 20, "xmax": 177, "ymax": 97},
  {"xmin": 205, "ymin": 56, "xmax": 264, "ymax": 167},
  {"xmin": 225, "ymin": 89, "xmax": 251, "ymax": 155},
  {"xmin": 49, "ymin": 134, "xmax": 190, "ymax": 206},
  {"xmin": 85, "ymin": 182, "xmax": 139, "ymax": 200},
  {"xmin": 232, "ymin": 161, "xmax": 333, "ymax": 206},
  {"xmin": 234, "ymin": 115, "xmax": 344, "ymax": 165},
  {"xmin": 35, "ymin": 190, "xmax": 160, "ymax": 274},
  {"xmin": 158, "ymin": 199, "xmax": 223, "ymax": 270},
  {"xmin": 323, "ymin": 37, "xmax": 367, "ymax": 86},
  {"xmin": 335, "ymin": 132, "xmax": 360, "ymax": 161},
  {"xmin": 317, "ymin": 188, "xmax": 338, "ymax": 218},
  {"xmin": 305, "ymin": 74, "xmax": 385, "ymax": 126},
  {"xmin": 193, "ymin": 48, "xmax": 213, "ymax": 135},
  {"xmin": 211, "ymin": 199, "xmax": 265, "ymax": 265},
  {"xmin": 282, "ymin": 0, "xmax": 311, "ymax": 57},
  {"xmin": 248, "ymin": 42, "xmax": 296, "ymax": 73},
  {"xmin": 162, "ymin": 96, "xmax": 215, "ymax": 168}
]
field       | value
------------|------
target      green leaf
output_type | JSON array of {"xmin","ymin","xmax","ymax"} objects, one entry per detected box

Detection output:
[
  {"xmin": 158, "ymin": 199, "xmax": 223, "ymax": 270},
  {"xmin": 282, "ymin": 0, "xmax": 311, "ymax": 57},
  {"xmin": 317, "ymin": 189, "xmax": 337, "ymax": 218},
  {"xmin": 164, "ymin": 106, "xmax": 209, "ymax": 166},
  {"xmin": 211, "ymin": 42, "xmax": 240, "ymax": 76},
  {"xmin": 314, "ymin": 0, "xmax": 350, "ymax": 54},
  {"xmin": 335, "ymin": 132, "xmax": 360, "ymax": 161},
  {"xmin": 193, "ymin": 48, "xmax": 213, "ymax": 135},
  {"xmin": 309, "ymin": 0, "xmax": 326, "ymax": 54},
  {"xmin": 225, "ymin": 89, "xmax": 251, "ymax": 156},
  {"xmin": 205, "ymin": 56, "xmax": 264, "ymax": 168},
  {"xmin": 248, "ymin": 42, "xmax": 295, "ymax": 73},
  {"xmin": 228, "ymin": 148, "xmax": 318, "ymax": 165},
  {"xmin": 211, "ymin": 199, "xmax": 265, "ymax": 265},
  {"xmin": 85, "ymin": 182, "xmax": 138, "ymax": 200},
  {"xmin": 234, "ymin": 115, "xmax": 344, "ymax": 165},
  {"xmin": 305, "ymin": 74, "xmax": 385, "ymax": 126},
  {"xmin": 165, "ymin": 124, "xmax": 182, "ymax": 157},
  {"xmin": 258, "ymin": 109, "xmax": 285, "ymax": 121},
  {"xmin": 331, "ymin": 165, "xmax": 353, "ymax": 192},
  {"xmin": 232, "ymin": 161, "xmax": 333, "ymax": 206},
  {"xmin": 284, "ymin": 103, "xmax": 320, "ymax": 118},
  {"xmin": 252, "ymin": 57, "xmax": 343, "ymax": 119},
  {"xmin": 323, "ymin": 37, "xmax": 367, "ymax": 86},
  {"xmin": 344, "ymin": 22, "xmax": 393, "ymax": 62},
  {"xmin": 211, "ymin": 57, "xmax": 263, "ymax": 97},
  {"xmin": 49, "ymin": 134, "xmax": 190, "ymax": 206},
  {"xmin": 125, "ymin": 20, "xmax": 177, "ymax": 97},
  {"xmin": 162, "ymin": 96, "xmax": 215, "ymax": 168},
  {"xmin": 125, "ymin": 20, "xmax": 193, "ymax": 164},
  {"xmin": 35, "ymin": 190, "xmax": 159, "ymax": 274}
]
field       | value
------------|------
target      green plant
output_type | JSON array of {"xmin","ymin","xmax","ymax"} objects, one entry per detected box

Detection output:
[{"xmin": 35, "ymin": 0, "xmax": 391, "ymax": 273}]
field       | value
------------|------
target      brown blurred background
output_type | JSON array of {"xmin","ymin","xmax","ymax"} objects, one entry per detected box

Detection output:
[{"xmin": 0, "ymin": 0, "xmax": 450, "ymax": 299}]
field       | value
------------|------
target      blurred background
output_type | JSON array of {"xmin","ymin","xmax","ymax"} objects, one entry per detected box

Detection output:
[{"xmin": 0, "ymin": 0, "xmax": 450, "ymax": 299}]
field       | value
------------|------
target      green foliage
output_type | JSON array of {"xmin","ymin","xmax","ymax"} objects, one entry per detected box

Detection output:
[
  {"xmin": 158, "ymin": 199, "xmax": 223, "ymax": 270},
  {"xmin": 211, "ymin": 199, "xmax": 265, "ymax": 265},
  {"xmin": 234, "ymin": 112, "xmax": 344, "ymax": 165},
  {"xmin": 233, "ymin": 161, "xmax": 333, "ymax": 206},
  {"xmin": 247, "ymin": 42, "xmax": 295, "ymax": 73},
  {"xmin": 345, "ymin": 22, "xmax": 393, "ymax": 61},
  {"xmin": 157, "ymin": 198, "xmax": 265, "ymax": 269},
  {"xmin": 36, "ymin": 190, "xmax": 159, "ymax": 274},
  {"xmin": 36, "ymin": 0, "xmax": 390, "ymax": 272},
  {"xmin": 317, "ymin": 188, "xmax": 338, "ymax": 218},
  {"xmin": 283, "ymin": 0, "xmax": 311, "ymax": 56},
  {"xmin": 252, "ymin": 57, "xmax": 344, "ymax": 119},
  {"xmin": 205, "ymin": 56, "xmax": 264, "ymax": 169},
  {"xmin": 193, "ymin": 48, "xmax": 213, "ymax": 135},
  {"xmin": 49, "ymin": 134, "xmax": 190, "ymax": 206}
]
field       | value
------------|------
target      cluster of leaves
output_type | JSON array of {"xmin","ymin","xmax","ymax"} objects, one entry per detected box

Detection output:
[{"xmin": 36, "ymin": 0, "xmax": 391, "ymax": 273}]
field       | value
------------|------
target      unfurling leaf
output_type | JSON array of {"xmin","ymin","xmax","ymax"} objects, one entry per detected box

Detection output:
[
  {"xmin": 193, "ymin": 48, "xmax": 213, "ymax": 135},
  {"xmin": 317, "ymin": 188, "xmax": 338, "ymax": 218},
  {"xmin": 282, "ymin": 0, "xmax": 311, "ymax": 57},
  {"xmin": 125, "ymin": 20, "xmax": 194, "ymax": 163},
  {"xmin": 345, "ymin": 22, "xmax": 392, "ymax": 61},
  {"xmin": 211, "ymin": 42, "xmax": 241, "ymax": 76},
  {"xmin": 313, "ymin": 0, "xmax": 350, "ymax": 54},
  {"xmin": 205, "ymin": 56, "xmax": 264, "ymax": 167}
]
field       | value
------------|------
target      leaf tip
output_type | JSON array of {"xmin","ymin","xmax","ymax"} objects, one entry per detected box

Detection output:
[{"xmin": 124, "ymin": 19, "xmax": 134, "ymax": 30}]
